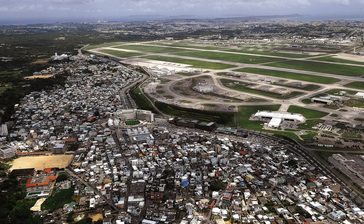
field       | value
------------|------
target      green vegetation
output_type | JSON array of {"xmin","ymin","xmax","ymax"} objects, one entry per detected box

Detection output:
[
  {"xmin": 130, "ymin": 86, "xmax": 158, "ymax": 113},
  {"xmin": 271, "ymin": 131, "xmax": 300, "ymax": 142},
  {"xmin": 0, "ymin": 27, "xmax": 143, "ymax": 122},
  {"xmin": 0, "ymin": 162, "xmax": 42, "ymax": 224},
  {"xmin": 143, "ymin": 55, "xmax": 235, "ymax": 69},
  {"xmin": 236, "ymin": 105, "xmax": 281, "ymax": 130},
  {"xmin": 156, "ymin": 42, "xmax": 311, "ymax": 58},
  {"xmin": 322, "ymin": 88, "xmax": 356, "ymax": 96},
  {"xmin": 299, "ymin": 119, "xmax": 325, "ymax": 130},
  {"xmin": 228, "ymin": 49, "xmax": 311, "ymax": 58},
  {"xmin": 115, "ymin": 44, "xmax": 191, "ymax": 53},
  {"xmin": 220, "ymin": 79, "xmax": 303, "ymax": 99},
  {"xmin": 98, "ymin": 49, "xmax": 142, "ymax": 58},
  {"xmin": 56, "ymin": 172, "xmax": 68, "ymax": 182},
  {"xmin": 344, "ymin": 81, "xmax": 364, "ymax": 90},
  {"xmin": 345, "ymin": 98, "xmax": 364, "ymax": 108},
  {"xmin": 268, "ymin": 60, "xmax": 364, "ymax": 77},
  {"xmin": 210, "ymin": 179, "xmax": 227, "ymax": 191},
  {"xmin": 9, "ymin": 199, "xmax": 42, "ymax": 224},
  {"xmin": 288, "ymin": 106, "xmax": 328, "ymax": 119},
  {"xmin": 125, "ymin": 119, "xmax": 140, "ymax": 126},
  {"xmin": 41, "ymin": 188, "xmax": 74, "ymax": 212},
  {"xmin": 300, "ymin": 131, "xmax": 318, "ymax": 141},
  {"xmin": 155, "ymin": 101, "xmax": 235, "ymax": 124},
  {"xmin": 315, "ymin": 56, "xmax": 364, "ymax": 66},
  {"xmin": 288, "ymin": 106, "xmax": 328, "ymax": 131},
  {"xmin": 174, "ymin": 50, "xmax": 280, "ymax": 64},
  {"xmin": 236, "ymin": 68, "xmax": 339, "ymax": 84}
]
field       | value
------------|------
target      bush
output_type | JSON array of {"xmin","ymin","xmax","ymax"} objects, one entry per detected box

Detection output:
[
  {"xmin": 41, "ymin": 188, "xmax": 74, "ymax": 212},
  {"xmin": 56, "ymin": 172, "xmax": 68, "ymax": 182}
]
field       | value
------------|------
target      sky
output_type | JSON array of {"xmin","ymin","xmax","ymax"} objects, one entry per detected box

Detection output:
[{"xmin": 1, "ymin": 0, "xmax": 364, "ymax": 23}]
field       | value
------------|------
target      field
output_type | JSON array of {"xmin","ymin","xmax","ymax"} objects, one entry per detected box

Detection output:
[
  {"xmin": 125, "ymin": 119, "xmax": 140, "ymax": 126},
  {"xmin": 115, "ymin": 44, "xmax": 191, "ymax": 54},
  {"xmin": 315, "ymin": 56, "xmax": 364, "ymax": 66},
  {"xmin": 10, "ymin": 155, "xmax": 74, "ymax": 171},
  {"xmin": 288, "ymin": 106, "xmax": 329, "ymax": 119},
  {"xmin": 268, "ymin": 60, "xmax": 364, "ymax": 77},
  {"xmin": 143, "ymin": 55, "xmax": 235, "ymax": 70},
  {"xmin": 155, "ymin": 42, "xmax": 311, "ymax": 58},
  {"xmin": 236, "ymin": 67, "xmax": 339, "ymax": 84},
  {"xmin": 174, "ymin": 50, "xmax": 281, "ymax": 64},
  {"xmin": 344, "ymin": 82, "xmax": 364, "ymax": 90}
]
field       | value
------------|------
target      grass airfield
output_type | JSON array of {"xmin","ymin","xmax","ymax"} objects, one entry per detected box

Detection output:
[{"xmin": 86, "ymin": 40, "xmax": 364, "ymax": 143}]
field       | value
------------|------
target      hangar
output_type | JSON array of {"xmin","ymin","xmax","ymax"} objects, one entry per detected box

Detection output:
[{"xmin": 252, "ymin": 111, "xmax": 306, "ymax": 128}]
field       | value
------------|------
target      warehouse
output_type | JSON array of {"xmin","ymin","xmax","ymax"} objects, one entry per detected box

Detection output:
[{"xmin": 252, "ymin": 111, "xmax": 306, "ymax": 128}]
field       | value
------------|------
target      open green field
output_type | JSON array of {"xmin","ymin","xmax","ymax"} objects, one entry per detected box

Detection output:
[
  {"xmin": 144, "ymin": 55, "xmax": 235, "ymax": 69},
  {"xmin": 125, "ymin": 119, "xmax": 140, "ymax": 126},
  {"xmin": 268, "ymin": 60, "xmax": 364, "ymax": 77},
  {"xmin": 155, "ymin": 42, "xmax": 311, "ymax": 58},
  {"xmin": 344, "ymin": 81, "xmax": 364, "ymax": 90},
  {"xmin": 114, "ymin": 44, "xmax": 191, "ymax": 54},
  {"xmin": 236, "ymin": 105, "xmax": 281, "ymax": 130},
  {"xmin": 288, "ymin": 106, "xmax": 329, "ymax": 119},
  {"xmin": 228, "ymin": 48, "xmax": 312, "ymax": 58},
  {"xmin": 236, "ymin": 67, "xmax": 339, "ymax": 84},
  {"xmin": 98, "ymin": 49, "xmax": 142, "ymax": 58},
  {"xmin": 314, "ymin": 56, "xmax": 364, "ymax": 66},
  {"xmin": 173, "ymin": 50, "xmax": 281, "ymax": 64},
  {"xmin": 220, "ymin": 79, "xmax": 303, "ymax": 99}
]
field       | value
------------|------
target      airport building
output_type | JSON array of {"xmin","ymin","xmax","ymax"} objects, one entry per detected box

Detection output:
[
  {"xmin": 252, "ymin": 111, "xmax": 306, "ymax": 128},
  {"xmin": 312, "ymin": 95, "xmax": 348, "ymax": 105},
  {"xmin": 355, "ymin": 92, "xmax": 364, "ymax": 98}
]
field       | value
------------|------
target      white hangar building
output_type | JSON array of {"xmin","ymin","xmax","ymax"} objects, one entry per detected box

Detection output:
[{"xmin": 253, "ymin": 111, "xmax": 306, "ymax": 128}]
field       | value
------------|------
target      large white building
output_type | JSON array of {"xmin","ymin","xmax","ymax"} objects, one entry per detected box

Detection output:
[
  {"xmin": 355, "ymin": 92, "xmax": 364, "ymax": 98},
  {"xmin": 113, "ymin": 109, "xmax": 154, "ymax": 123},
  {"xmin": 252, "ymin": 111, "xmax": 306, "ymax": 128}
]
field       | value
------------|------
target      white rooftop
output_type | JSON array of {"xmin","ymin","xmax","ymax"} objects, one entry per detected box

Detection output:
[
  {"xmin": 254, "ymin": 111, "xmax": 306, "ymax": 123},
  {"xmin": 355, "ymin": 92, "xmax": 364, "ymax": 98}
]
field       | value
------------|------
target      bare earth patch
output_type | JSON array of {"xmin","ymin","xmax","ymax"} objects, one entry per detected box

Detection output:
[{"xmin": 10, "ymin": 155, "xmax": 74, "ymax": 171}]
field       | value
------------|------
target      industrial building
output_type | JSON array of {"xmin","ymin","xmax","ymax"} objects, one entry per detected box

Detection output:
[
  {"xmin": 252, "ymin": 111, "xmax": 306, "ymax": 128},
  {"xmin": 355, "ymin": 92, "xmax": 364, "ymax": 98},
  {"xmin": 311, "ymin": 95, "xmax": 348, "ymax": 105},
  {"xmin": 115, "ymin": 109, "xmax": 154, "ymax": 123}
]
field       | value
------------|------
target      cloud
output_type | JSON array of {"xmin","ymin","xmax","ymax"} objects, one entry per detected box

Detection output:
[{"xmin": 0, "ymin": 0, "xmax": 362, "ymax": 22}]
